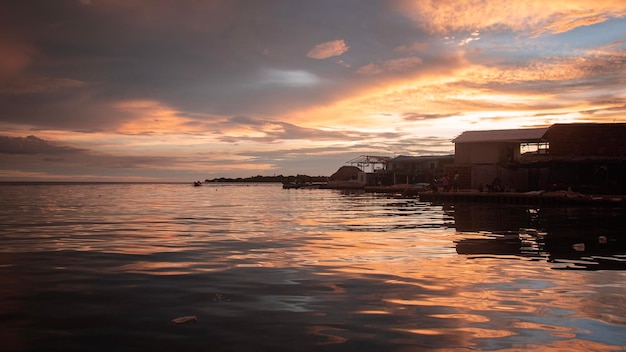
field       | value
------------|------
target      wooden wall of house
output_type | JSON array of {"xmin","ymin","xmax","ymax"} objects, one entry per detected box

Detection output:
[
  {"xmin": 455, "ymin": 142, "xmax": 520, "ymax": 164},
  {"xmin": 545, "ymin": 124, "xmax": 626, "ymax": 157}
]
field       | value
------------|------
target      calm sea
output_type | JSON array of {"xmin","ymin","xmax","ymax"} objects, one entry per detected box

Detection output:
[{"xmin": 1, "ymin": 183, "xmax": 625, "ymax": 351}]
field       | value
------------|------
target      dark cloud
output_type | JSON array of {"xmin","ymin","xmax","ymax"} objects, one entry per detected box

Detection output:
[
  {"xmin": 0, "ymin": 135, "xmax": 84, "ymax": 154},
  {"xmin": 0, "ymin": 134, "xmax": 175, "ymax": 170},
  {"xmin": 345, "ymin": 136, "xmax": 455, "ymax": 155},
  {"xmin": 266, "ymin": 122, "xmax": 352, "ymax": 141},
  {"xmin": 0, "ymin": 0, "xmax": 435, "ymax": 130},
  {"xmin": 229, "ymin": 116, "xmax": 265, "ymax": 126},
  {"xmin": 403, "ymin": 112, "xmax": 460, "ymax": 121},
  {"xmin": 218, "ymin": 119, "xmax": 403, "ymax": 143},
  {"xmin": 0, "ymin": 89, "xmax": 133, "ymax": 132}
]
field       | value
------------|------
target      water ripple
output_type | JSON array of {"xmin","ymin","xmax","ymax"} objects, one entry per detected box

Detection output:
[{"xmin": 1, "ymin": 183, "xmax": 625, "ymax": 351}]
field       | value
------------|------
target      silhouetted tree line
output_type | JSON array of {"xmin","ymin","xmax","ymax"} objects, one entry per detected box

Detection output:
[{"xmin": 205, "ymin": 174, "xmax": 328, "ymax": 184}]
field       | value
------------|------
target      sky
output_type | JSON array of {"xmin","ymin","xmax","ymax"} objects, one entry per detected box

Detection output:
[{"xmin": 1, "ymin": 0, "xmax": 625, "ymax": 182}]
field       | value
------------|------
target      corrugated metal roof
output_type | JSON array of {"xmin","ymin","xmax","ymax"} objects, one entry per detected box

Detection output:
[
  {"xmin": 452, "ymin": 127, "xmax": 548, "ymax": 143},
  {"xmin": 392, "ymin": 155, "xmax": 454, "ymax": 162}
]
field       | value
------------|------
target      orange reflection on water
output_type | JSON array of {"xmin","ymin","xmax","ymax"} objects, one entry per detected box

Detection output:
[
  {"xmin": 453, "ymin": 327, "xmax": 516, "ymax": 339},
  {"xmin": 114, "ymin": 261, "xmax": 203, "ymax": 275},
  {"xmin": 429, "ymin": 313, "xmax": 491, "ymax": 323},
  {"xmin": 520, "ymin": 339, "xmax": 626, "ymax": 352},
  {"xmin": 391, "ymin": 328, "xmax": 444, "ymax": 335},
  {"xmin": 395, "ymin": 326, "xmax": 514, "ymax": 339},
  {"xmin": 307, "ymin": 325, "xmax": 348, "ymax": 346},
  {"xmin": 512, "ymin": 321, "xmax": 575, "ymax": 336},
  {"xmin": 353, "ymin": 310, "xmax": 390, "ymax": 315},
  {"xmin": 385, "ymin": 279, "xmax": 448, "ymax": 291}
]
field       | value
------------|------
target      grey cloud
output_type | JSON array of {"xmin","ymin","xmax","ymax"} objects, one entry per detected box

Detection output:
[
  {"xmin": 356, "ymin": 56, "xmax": 424, "ymax": 75},
  {"xmin": 347, "ymin": 136, "xmax": 454, "ymax": 154},
  {"xmin": 403, "ymin": 112, "xmax": 460, "ymax": 121},
  {"xmin": 0, "ymin": 135, "xmax": 84, "ymax": 154},
  {"xmin": 229, "ymin": 116, "xmax": 266, "ymax": 126},
  {"xmin": 218, "ymin": 119, "xmax": 404, "ymax": 143},
  {"xmin": 268, "ymin": 122, "xmax": 350, "ymax": 141},
  {"xmin": 0, "ymin": 0, "xmax": 437, "ymax": 129},
  {"xmin": 256, "ymin": 69, "xmax": 321, "ymax": 87},
  {"xmin": 217, "ymin": 123, "xmax": 354, "ymax": 143},
  {"xmin": 0, "ymin": 88, "xmax": 135, "ymax": 132},
  {"xmin": 580, "ymin": 103, "xmax": 626, "ymax": 115},
  {"xmin": 0, "ymin": 134, "xmax": 174, "ymax": 169}
]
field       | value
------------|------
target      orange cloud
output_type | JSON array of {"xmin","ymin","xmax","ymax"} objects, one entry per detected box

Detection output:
[
  {"xmin": 285, "ymin": 45, "xmax": 626, "ymax": 136},
  {"xmin": 306, "ymin": 40, "xmax": 350, "ymax": 59},
  {"xmin": 588, "ymin": 39, "xmax": 626, "ymax": 57},
  {"xmin": 394, "ymin": 0, "xmax": 626, "ymax": 35},
  {"xmin": 541, "ymin": 13, "xmax": 609, "ymax": 34},
  {"xmin": 113, "ymin": 100, "xmax": 207, "ymax": 136}
]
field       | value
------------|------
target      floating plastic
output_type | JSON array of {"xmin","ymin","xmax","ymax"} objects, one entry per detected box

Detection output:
[{"xmin": 170, "ymin": 316, "xmax": 198, "ymax": 324}]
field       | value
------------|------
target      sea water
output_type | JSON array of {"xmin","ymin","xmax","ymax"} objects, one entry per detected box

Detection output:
[{"xmin": 0, "ymin": 182, "xmax": 625, "ymax": 351}]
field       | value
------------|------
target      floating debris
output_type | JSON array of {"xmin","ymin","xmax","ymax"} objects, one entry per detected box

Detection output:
[{"xmin": 170, "ymin": 316, "xmax": 198, "ymax": 324}]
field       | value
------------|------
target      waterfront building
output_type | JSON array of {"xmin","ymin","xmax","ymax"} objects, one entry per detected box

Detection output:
[
  {"xmin": 451, "ymin": 123, "xmax": 626, "ymax": 194},
  {"xmin": 387, "ymin": 155, "xmax": 454, "ymax": 185}
]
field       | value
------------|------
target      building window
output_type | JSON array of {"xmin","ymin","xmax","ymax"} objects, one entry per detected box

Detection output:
[{"xmin": 521, "ymin": 142, "xmax": 549, "ymax": 155}]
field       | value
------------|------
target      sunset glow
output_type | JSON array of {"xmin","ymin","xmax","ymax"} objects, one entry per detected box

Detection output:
[{"xmin": 1, "ymin": 1, "xmax": 625, "ymax": 181}]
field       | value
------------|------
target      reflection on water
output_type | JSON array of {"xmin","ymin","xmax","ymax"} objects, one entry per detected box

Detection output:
[
  {"xmin": 0, "ymin": 183, "xmax": 625, "ymax": 351},
  {"xmin": 451, "ymin": 203, "xmax": 626, "ymax": 270}
]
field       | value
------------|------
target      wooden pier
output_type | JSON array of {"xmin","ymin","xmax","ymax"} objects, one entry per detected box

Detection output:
[{"xmin": 417, "ymin": 190, "xmax": 626, "ymax": 206}]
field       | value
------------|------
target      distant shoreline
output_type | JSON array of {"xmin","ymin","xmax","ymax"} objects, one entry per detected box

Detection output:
[
  {"xmin": 206, "ymin": 175, "xmax": 328, "ymax": 183},
  {"xmin": 0, "ymin": 181, "xmax": 191, "ymax": 185},
  {"xmin": 0, "ymin": 175, "xmax": 329, "ymax": 185}
]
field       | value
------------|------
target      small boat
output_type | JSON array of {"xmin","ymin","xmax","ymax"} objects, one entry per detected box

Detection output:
[{"xmin": 193, "ymin": 181, "xmax": 202, "ymax": 187}]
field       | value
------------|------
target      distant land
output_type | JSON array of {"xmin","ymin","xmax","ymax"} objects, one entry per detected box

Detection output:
[{"xmin": 205, "ymin": 175, "xmax": 328, "ymax": 184}]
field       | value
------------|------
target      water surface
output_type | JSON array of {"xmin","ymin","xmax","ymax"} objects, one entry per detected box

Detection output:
[{"xmin": 1, "ymin": 183, "xmax": 625, "ymax": 351}]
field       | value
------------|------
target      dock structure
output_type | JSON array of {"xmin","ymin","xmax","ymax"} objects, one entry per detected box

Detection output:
[
  {"xmin": 346, "ymin": 155, "xmax": 390, "ymax": 173},
  {"xmin": 322, "ymin": 123, "xmax": 626, "ymax": 200},
  {"xmin": 363, "ymin": 185, "xmax": 424, "ymax": 196},
  {"xmin": 417, "ymin": 190, "xmax": 626, "ymax": 206},
  {"xmin": 448, "ymin": 123, "xmax": 626, "ymax": 195}
]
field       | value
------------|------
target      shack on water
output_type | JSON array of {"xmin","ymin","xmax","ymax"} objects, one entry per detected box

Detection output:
[
  {"xmin": 332, "ymin": 154, "xmax": 455, "ymax": 188},
  {"xmin": 447, "ymin": 123, "xmax": 626, "ymax": 195}
]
